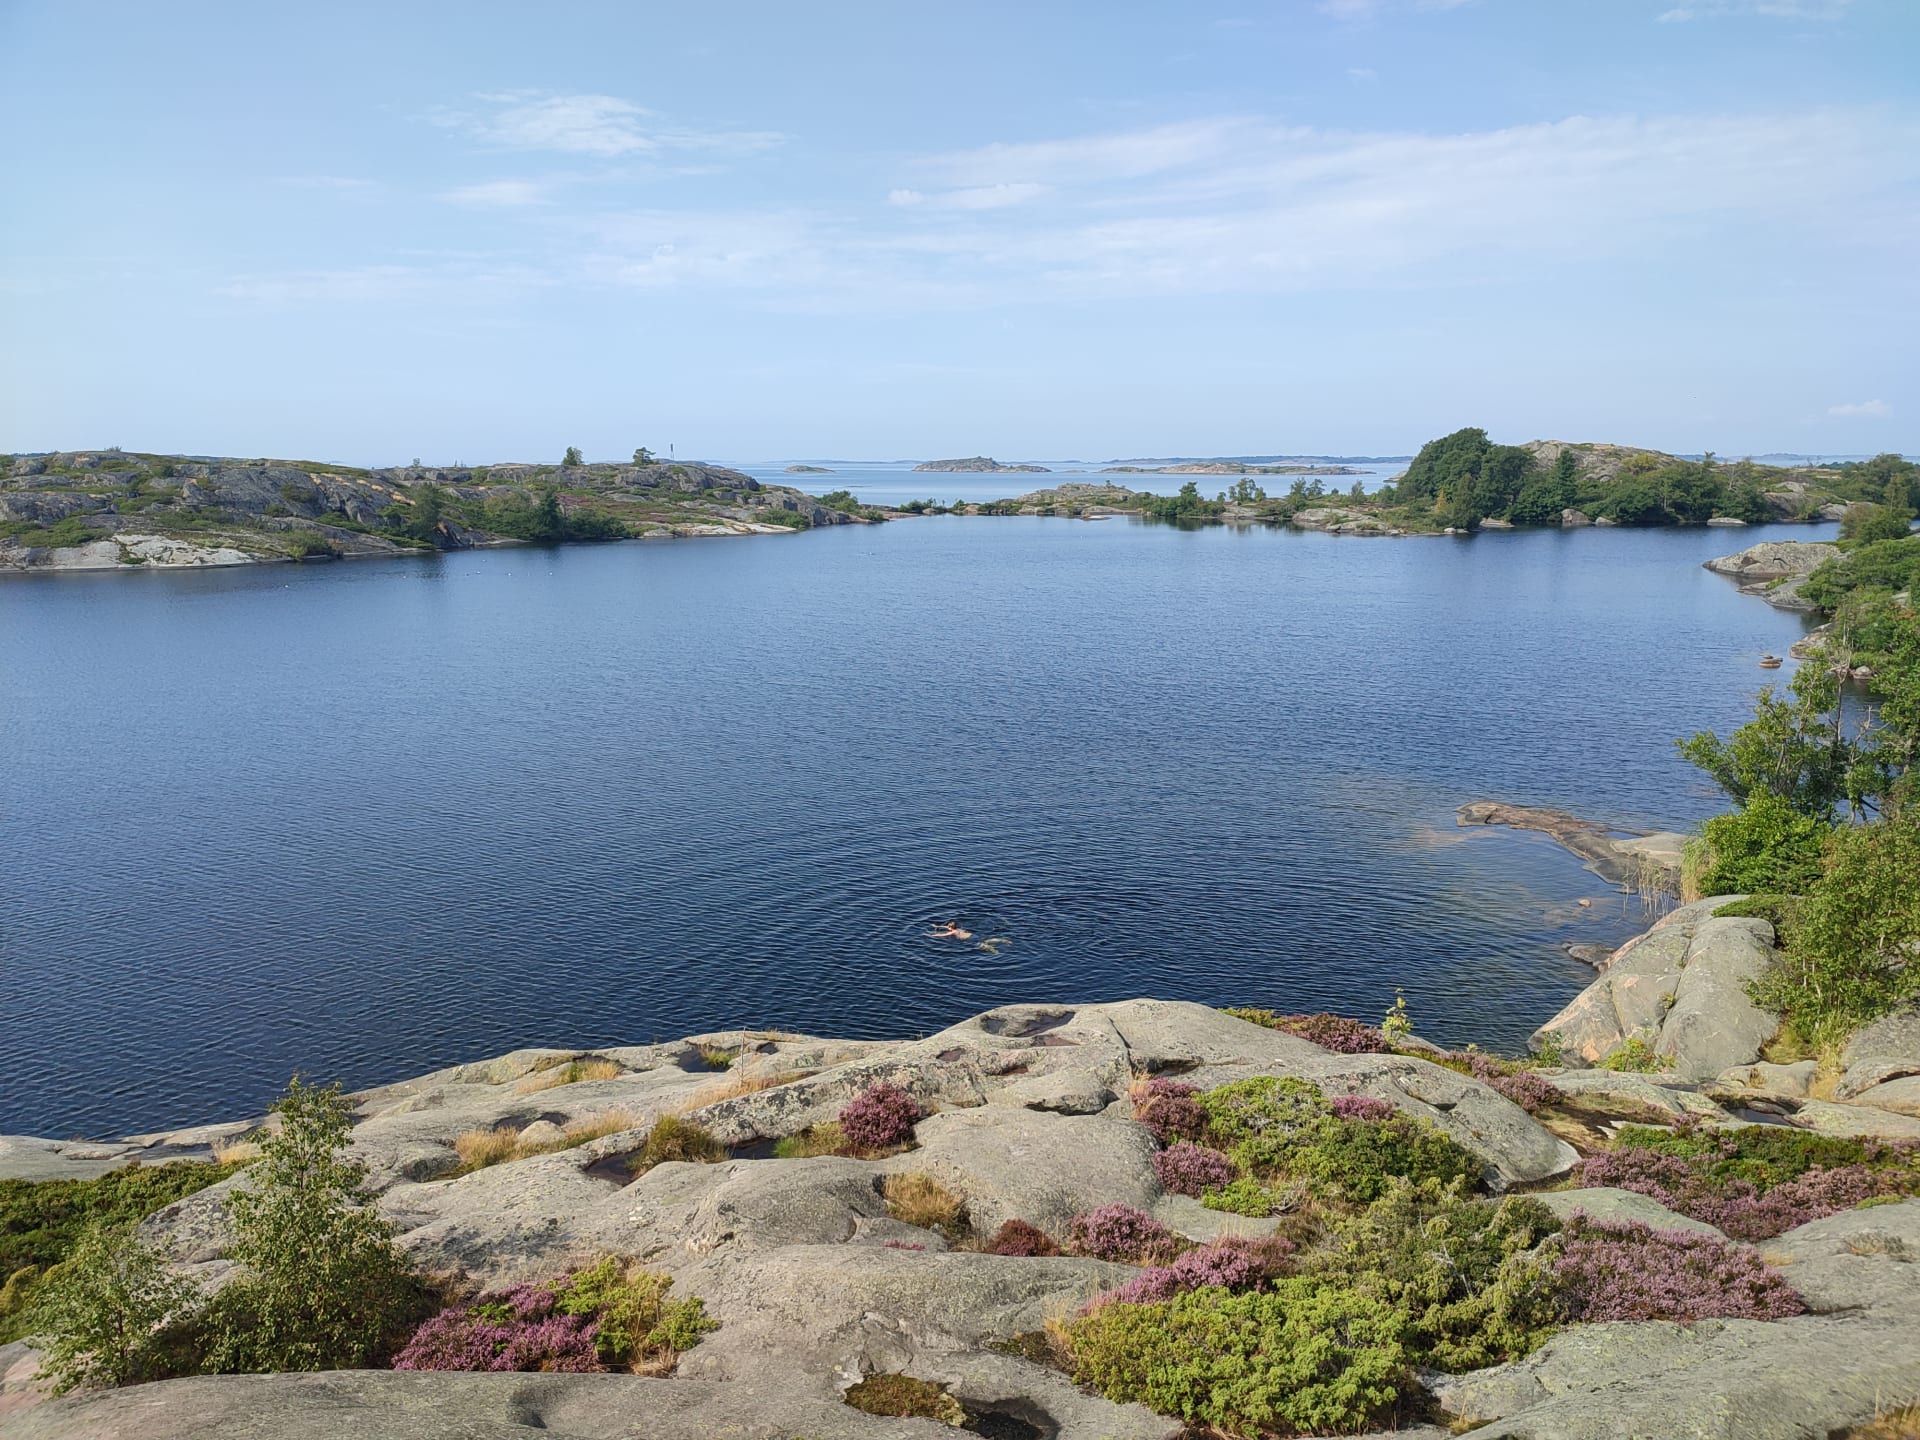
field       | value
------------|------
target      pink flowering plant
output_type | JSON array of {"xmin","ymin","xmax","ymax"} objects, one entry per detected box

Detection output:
[
  {"xmin": 838, "ymin": 1082, "xmax": 921, "ymax": 1152},
  {"xmin": 1222, "ymin": 1009, "xmax": 1394, "ymax": 1053},
  {"xmin": 1151, "ymin": 1141, "xmax": 1234, "ymax": 1197},
  {"xmin": 1065, "ymin": 1204, "xmax": 1180, "ymax": 1264},
  {"xmin": 1551, "ymin": 1216, "xmax": 1805, "ymax": 1322}
]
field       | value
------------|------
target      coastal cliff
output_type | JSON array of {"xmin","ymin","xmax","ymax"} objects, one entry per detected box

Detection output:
[{"xmin": 0, "ymin": 452, "xmax": 860, "ymax": 574}]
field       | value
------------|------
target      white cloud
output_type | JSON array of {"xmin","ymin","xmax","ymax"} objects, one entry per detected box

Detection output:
[
  {"xmin": 440, "ymin": 180, "xmax": 551, "ymax": 208},
  {"xmin": 1658, "ymin": 1, "xmax": 1851, "ymax": 21},
  {"xmin": 275, "ymin": 175, "xmax": 381, "ymax": 192},
  {"xmin": 1347, "ymin": 67, "xmax": 1378, "ymax": 81},
  {"xmin": 435, "ymin": 92, "xmax": 781, "ymax": 159},
  {"xmin": 892, "ymin": 182, "xmax": 1049, "ymax": 211},
  {"xmin": 1828, "ymin": 399, "xmax": 1890, "ymax": 418}
]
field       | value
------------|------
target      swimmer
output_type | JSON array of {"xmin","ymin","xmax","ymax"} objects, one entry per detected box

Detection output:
[{"xmin": 927, "ymin": 920, "xmax": 974, "ymax": 940}]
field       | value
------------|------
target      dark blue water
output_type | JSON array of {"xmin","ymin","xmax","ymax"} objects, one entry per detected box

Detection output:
[{"xmin": 1, "ymin": 518, "xmax": 1816, "ymax": 1138}]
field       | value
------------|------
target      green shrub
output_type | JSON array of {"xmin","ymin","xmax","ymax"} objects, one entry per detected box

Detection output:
[
  {"xmin": 553, "ymin": 1258, "xmax": 716, "ymax": 1368},
  {"xmin": 1065, "ymin": 1277, "xmax": 1411, "ymax": 1436},
  {"xmin": 1600, "ymin": 1034, "xmax": 1670, "ymax": 1073},
  {"xmin": 1693, "ymin": 792, "xmax": 1832, "ymax": 897},
  {"xmin": 1290, "ymin": 1112, "xmax": 1480, "ymax": 1203},
  {"xmin": 0, "ymin": 1160, "xmax": 236, "ymax": 1342},
  {"xmin": 25, "ymin": 1221, "xmax": 199, "ymax": 1394},
  {"xmin": 0, "ymin": 515, "xmax": 95, "ymax": 547},
  {"xmin": 1753, "ymin": 810, "xmax": 1920, "ymax": 1039},
  {"xmin": 1310, "ymin": 1179, "xmax": 1561, "ymax": 1370},
  {"xmin": 1713, "ymin": 894, "xmax": 1805, "ymax": 931},
  {"xmin": 209, "ymin": 1077, "xmax": 424, "ymax": 1372},
  {"xmin": 1200, "ymin": 1176, "xmax": 1291, "ymax": 1218},
  {"xmin": 1198, "ymin": 1076, "xmax": 1329, "ymax": 1168}
]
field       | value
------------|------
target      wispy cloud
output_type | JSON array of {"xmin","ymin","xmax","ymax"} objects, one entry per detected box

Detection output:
[
  {"xmin": 275, "ymin": 175, "xmax": 382, "ymax": 193},
  {"xmin": 1657, "ymin": 1, "xmax": 1851, "ymax": 21},
  {"xmin": 888, "ymin": 182, "xmax": 1050, "ymax": 211},
  {"xmin": 1828, "ymin": 399, "xmax": 1890, "ymax": 418},
  {"xmin": 433, "ymin": 92, "xmax": 781, "ymax": 159},
  {"xmin": 440, "ymin": 179, "xmax": 552, "ymax": 208}
]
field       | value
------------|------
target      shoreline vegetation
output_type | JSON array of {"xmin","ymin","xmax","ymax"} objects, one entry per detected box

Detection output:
[{"xmin": 8, "ymin": 435, "xmax": 1913, "ymax": 577}]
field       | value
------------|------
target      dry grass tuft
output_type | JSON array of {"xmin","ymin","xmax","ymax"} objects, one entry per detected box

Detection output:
[
  {"xmin": 680, "ymin": 1067, "xmax": 818, "ymax": 1110},
  {"xmin": 515, "ymin": 1057, "xmax": 625, "ymax": 1094},
  {"xmin": 1844, "ymin": 1407, "xmax": 1920, "ymax": 1440},
  {"xmin": 696, "ymin": 1045, "xmax": 738, "ymax": 1070},
  {"xmin": 629, "ymin": 1114, "xmax": 728, "ymax": 1175},
  {"xmin": 562, "ymin": 1108, "xmax": 640, "ymax": 1145},
  {"xmin": 210, "ymin": 1136, "xmax": 261, "ymax": 1166},
  {"xmin": 843, "ymin": 1373, "xmax": 965, "ymax": 1425},
  {"xmin": 883, "ymin": 1172, "xmax": 967, "ymax": 1238},
  {"xmin": 454, "ymin": 1125, "xmax": 523, "ymax": 1172}
]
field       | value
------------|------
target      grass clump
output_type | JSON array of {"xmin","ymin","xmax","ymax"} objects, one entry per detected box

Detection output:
[
  {"xmin": 628, "ymin": 1115, "xmax": 726, "ymax": 1175},
  {"xmin": 0, "ymin": 1159, "xmax": 239, "ymax": 1342},
  {"xmin": 515, "ymin": 1057, "xmax": 624, "ymax": 1094},
  {"xmin": 453, "ymin": 1110, "xmax": 642, "ymax": 1173},
  {"xmin": 772, "ymin": 1121, "xmax": 847, "ymax": 1159},
  {"xmin": 844, "ymin": 1372, "xmax": 965, "ymax": 1425},
  {"xmin": 696, "ymin": 1045, "xmax": 738, "ymax": 1070},
  {"xmin": 883, "ymin": 1173, "xmax": 967, "ymax": 1240}
]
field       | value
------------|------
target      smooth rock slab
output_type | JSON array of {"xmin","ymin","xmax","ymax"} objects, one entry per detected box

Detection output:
[{"xmin": 1534, "ymin": 1186, "xmax": 1727, "ymax": 1238}]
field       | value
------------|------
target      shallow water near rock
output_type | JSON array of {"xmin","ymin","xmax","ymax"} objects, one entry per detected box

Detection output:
[{"xmin": 0, "ymin": 515, "xmax": 1816, "ymax": 1136}]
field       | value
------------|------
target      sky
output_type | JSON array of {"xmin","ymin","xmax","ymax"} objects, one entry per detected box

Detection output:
[{"xmin": 2, "ymin": 0, "xmax": 1915, "ymax": 464}]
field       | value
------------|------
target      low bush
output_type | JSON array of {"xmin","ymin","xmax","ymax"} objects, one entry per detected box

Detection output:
[
  {"xmin": 26, "ymin": 1222, "xmax": 200, "ymax": 1394},
  {"xmin": 1311, "ymin": 1179, "xmax": 1561, "ymax": 1370},
  {"xmin": 985, "ymin": 1219, "xmax": 1060, "ymax": 1256},
  {"xmin": 0, "ymin": 1159, "xmax": 238, "ymax": 1341},
  {"xmin": 628, "ymin": 1115, "xmax": 726, "ymax": 1175},
  {"xmin": 1220, "ymin": 1009, "xmax": 1393, "ymax": 1053},
  {"xmin": 1151, "ymin": 1142, "xmax": 1233, "ymax": 1197},
  {"xmin": 838, "ymin": 1083, "xmax": 920, "ymax": 1152},
  {"xmin": 1328, "ymin": 1094, "xmax": 1395, "ymax": 1122},
  {"xmin": 1692, "ymin": 793, "xmax": 1832, "ymax": 897},
  {"xmin": 1065, "ymin": 1277, "xmax": 1411, "ymax": 1436},
  {"xmin": 1551, "ymin": 1216, "xmax": 1805, "ymax": 1321},
  {"xmin": 209, "ymin": 1078, "xmax": 426, "ymax": 1372},
  {"xmin": 844, "ymin": 1373, "xmax": 965, "ymax": 1425},
  {"xmin": 1600, "ymin": 1034, "xmax": 1670, "ymax": 1073},
  {"xmin": 1130, "ymin": 1076, "xmax": 1206, "ymax": 1144},
  {"xmin": 552, "ymin": 1257, "xmax": 715, "ymax": 1369},
  {"xmin": 1200, "ymin": 1175, "xmax": 1295, "ymax": 1218},
  {"xmin": 1066, "ymin": 1204, "xmax": 1179, "ymax": 1264}
]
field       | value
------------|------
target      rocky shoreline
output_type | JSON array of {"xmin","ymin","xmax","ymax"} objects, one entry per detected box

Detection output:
[{"xmin": 4, "ymin": 928, "xmax": 1919, "ymax": 1438}]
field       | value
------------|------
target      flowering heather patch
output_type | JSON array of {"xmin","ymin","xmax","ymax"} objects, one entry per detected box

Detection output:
[
  {"xmin": 985, "ymin": 1219, "xmax": 1061, "ymax": 1257},
  {"xmin": 1578, "ymin": 1127, "xmax": 1918, "ymax": 1241},
  {"xmin": 1328, "ymin": 1095, "xmax": 1395, "ymax": 1123},
  {"xmin": 883, "ymin": 1240, "xmax": 926, "ymax": 1251},
  {"xmin": 1486, "ymin": 1069, "xmax": 1562, "ymax": 1114},
  {"xmin": 1066, "ymin": 1204, "xmax": 1179, "ymax": 1264},
  {"xmin": 1131, "ymin": 1077, "xmax": 1207, "ymax": 1144},
  {"xmin": 393, "ymin": 1283, "xmax": 601, "ymax": 1372},
  {"xmin": 1224, "ymin": 1009, "xmax": 1392, "ymax": 1053},
  {"xmin": 1095, "ymin": 1234, "xmax": 1298, "ymax": 1308},
  {"xmin": 1151, "ymin": 1142, "xmax": 1234, "ymax": 1197},
  {"xmin": 1551, "ymin": 1217, "xmax": 1805, "ymax": 1322},
  {"xmin": 838, "ymin": 1082, "xmax": 920, "ymax": 1151}
]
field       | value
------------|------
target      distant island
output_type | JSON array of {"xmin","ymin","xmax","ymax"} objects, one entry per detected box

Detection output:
[
  {"xmin": 0, "ymin": 450, "xmax": 866, "ymax": 573},
  {"xmin": 1102, "ymin": 462, "xmax": 1363, "ymax": 476},
  {"xmin": 784, "ymin": 464, "xmax": 833, "ymax": 474},
  {"xmin": 913, "ymin": 456, "xmax": 1051, "ymax": 473}
]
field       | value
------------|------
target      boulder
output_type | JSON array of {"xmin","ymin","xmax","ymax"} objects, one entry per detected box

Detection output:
[
  {"xmin": 1534, "ymin": 1186, "xmax": 1726, "ymax": 1238},
  {"xmin": 1561, "ymin": 508, "xmax": 1592, "ymax": 527}
]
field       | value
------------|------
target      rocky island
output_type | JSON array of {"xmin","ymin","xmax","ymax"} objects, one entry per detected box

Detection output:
[
  {"xmin": 785, "ymin": 465, "xmax": 835, "ymax": 474},
  {"xmin": 914, "ymin": 457, "xmax": 1052, "ymax": 473},
  {"xmin": 0, "ymin": 451, "xmax": 863, "ymax": 574}
]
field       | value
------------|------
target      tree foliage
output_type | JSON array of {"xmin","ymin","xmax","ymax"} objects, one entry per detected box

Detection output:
[{"xmin": 28, "ymin": 1222, "xmax": 198, "ymax": 1394}]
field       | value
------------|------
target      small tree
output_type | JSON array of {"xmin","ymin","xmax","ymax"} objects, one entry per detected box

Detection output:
[
  {"xmin": 210, "ymin": 1077, "xmax": 421, "ymax": 1372},
  {"xmin": 632, "ymin": 447, "xmax": 655, "ymax": 464},
  {"xmin": 562, "ymin": 446, "xmax": 583, "ymax": 467},
  {"xmin": 29, "ymin": 1221, "xmax": 199, "ymax": 1394}
]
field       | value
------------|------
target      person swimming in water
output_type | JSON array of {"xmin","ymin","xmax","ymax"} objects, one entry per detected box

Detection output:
[{"xmin": 927, "ymin": 920, "xmax": 974, "ymax": 940}]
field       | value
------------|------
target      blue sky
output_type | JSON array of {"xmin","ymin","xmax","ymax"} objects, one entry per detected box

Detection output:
[{"xmin": 2, "ymin": 0, "xmax": 1914, "ymax": 464}]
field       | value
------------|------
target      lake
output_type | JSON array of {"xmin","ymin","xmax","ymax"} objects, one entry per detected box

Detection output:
[{"xmin": 0, "ymin": 511, "xmax": 1817, "ymax": 1138}]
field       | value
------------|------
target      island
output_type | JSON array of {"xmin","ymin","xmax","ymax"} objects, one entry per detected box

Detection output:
[
  {"xmin": 784, "ymin": 464, "xmax": 833, "ymax": 474},
  {"xmin": 0, "ymin": 450, "xmax": 866, "ymax": 573},
  {"xmin": 912, "ymin": 456, "xmax": 1051, "ymax": 473},
  {"xmin": 1101, "ymin": 462, "xmax": 1363, "ymax": 476}
]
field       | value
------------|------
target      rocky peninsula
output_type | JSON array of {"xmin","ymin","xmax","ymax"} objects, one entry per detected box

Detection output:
[
  {"xmin": 914, "ymin": 457, "xmax": 1052, "ymax": 473},
  {"xmin": 5, "ymin": 937, "xmax": 1920, "ymax": 1439},
  {"xmin": 0, "ymin": 452, "xmax": 861, "ymax": 574}
]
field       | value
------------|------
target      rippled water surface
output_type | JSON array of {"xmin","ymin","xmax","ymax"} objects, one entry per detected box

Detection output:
[{"xmin": 1, "ymin": 516, "xmax": 1816, "ymax": 1136}]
